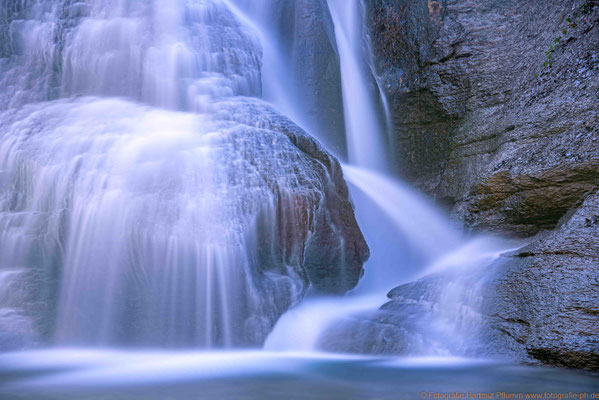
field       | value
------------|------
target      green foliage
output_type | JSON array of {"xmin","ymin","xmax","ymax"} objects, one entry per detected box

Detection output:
[
  {"xmin": 582, "ymin": 0, "xmax": 598, "ymax": 14},
  {"xmin": 535, "ymin": 0, "xmax": 596, "ymax": 78}
]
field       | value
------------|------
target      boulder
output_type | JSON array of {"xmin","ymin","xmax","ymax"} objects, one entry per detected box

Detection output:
[
  {"xmin": 356, "ymin": 0, "xmax": 599, "ymax": 371},
  {"xmin": 318, "ymin": 269, "xmax": 493, "ymax": 359},
  {"xmin": 0, "ymin": 0, "xmax": 368, "ymax": 348},
  {"xmin": 252, "ymin": 0, "xmax": 347, "ymax": 157}
]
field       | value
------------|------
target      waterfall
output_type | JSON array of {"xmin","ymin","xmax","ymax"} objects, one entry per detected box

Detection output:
[
  {"xmin": 1, "ymin": 0, "xmax": 371, "ymax": 349},
  {"xmin": 227, "ymin": 0, "xmax": 348, "ymax": 157},
  {"xmin": 0, "ymin": 3, "xmax": 597, "ymax": 397},
  {"xmin": 327, "ymin": 0, "xmax": 387, "ymax": 171},
  {"xmin": 1, "ymin": 0, "xmax": 516, "ymax": 356},
  {"xmin": 265, "ymin": 0, "xmax": 519, "ymax": 356}
]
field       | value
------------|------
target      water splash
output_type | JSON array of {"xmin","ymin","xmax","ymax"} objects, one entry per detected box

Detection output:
[
  {"xmin": 263, "ymin": 163, "xmax": 479, "ymax": 352},
  {"xmin": 1, "ymin": 96, "xmax": 330, "ymax": 346},
  {"xmin": 264, "ymin": 295, "xmax": 383, "ymax": 351}
]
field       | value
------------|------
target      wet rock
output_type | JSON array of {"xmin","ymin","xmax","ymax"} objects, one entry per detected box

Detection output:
[
  {"xmin": 362, "ymin": 0, "xmax": 599, "ymax": 370},
  {"xmin": 289, "ymin": 0, "xmax": 347, "ymax": 158},
  {"xmin": 485, "ymin": 190, "xmax": 599, "ymax": 370},
  {"xmin": 263, "ymin": 0, "xmax": 347, "ymax": 157},
  {"xmin": 319, "ymin": 273, "xmax": 492, "ymax": 358},
  {"xmin": 0, "ymin": 0, "xmax": 367, "ymax": 348},
  {"xmin": 318, "ymin": 303, "xmax": 434, "ymax": 355},
  {"xmin": 0, "ymin": 269, "xmax": 43, "ymax": 351},
  {"xmin": 214, "ymin": 97, "xmax": 370, "ymax": 294}
]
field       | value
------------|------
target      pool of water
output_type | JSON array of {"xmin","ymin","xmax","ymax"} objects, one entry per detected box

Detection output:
[{"xmin": 0, "ymin": 350, "xmax": 597, "ymax": 399}]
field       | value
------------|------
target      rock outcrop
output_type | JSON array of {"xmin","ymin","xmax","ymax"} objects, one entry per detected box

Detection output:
[
  {"xmin": 235, "ymin": 0, "xmax": 347, "ymax": 158},
  {"xmin": 485, "ymin": 190, "xmax": 599, "ymax": 370},
  {"xmin": 368, "ymin": 0, "xmax": 599, "ymax": 236},
  {"xmin": 272, "ymin": 0, "xmax": 347, "ymax": 158},
  {"xmin": 0, "ymin": 95, "xmax": 369, "ymax": 349},
  {"xmin": 351, "ymin": 0, "xmax": 599, "ymax": 369}
]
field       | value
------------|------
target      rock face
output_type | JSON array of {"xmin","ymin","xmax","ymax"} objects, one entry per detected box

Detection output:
[
  {"xmin": 0, "ymin": 97, "xmax": 369, "ymax": 349},
  {"xmin": 348, "ymin": 0, "xmax": 599, "ymax": 370},
  {"xmin": 368, "ymin": 0, "xmax": 599, "ymax": 236},
  {"xmin": 211, "ymin": 97, "xmax": 369, "ymax": 295},
  {"xmin": 319, "ymin": 265, "xmax": 494, "ymax": 359},
  {"xmin": 231, "ymin": 0, "xmax": 346, "ymax": 158},
  {"xmin": 485, "ymin": 190, "xmax": 599, "ymax": 370},
  {"xmin": 275, "ymin": 0, "xmax": 347, "ymax": 158}
]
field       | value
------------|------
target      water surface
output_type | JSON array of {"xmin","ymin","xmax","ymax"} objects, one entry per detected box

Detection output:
[{"xmin": 1, "ymin": 350, "xmax": 597, "ymax": 400}]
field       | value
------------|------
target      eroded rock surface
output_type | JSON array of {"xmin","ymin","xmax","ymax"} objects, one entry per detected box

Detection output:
[
  {"xmin": 321, "ymin": 190, "xmax": 599, "ymax": 370},
  {"xmin": 486, "ymin": 190, "xmax": 599, "ymax": 370},
  {"xmin": 368, "ymin": 0, "xmax": 599, "ymax": 236}
]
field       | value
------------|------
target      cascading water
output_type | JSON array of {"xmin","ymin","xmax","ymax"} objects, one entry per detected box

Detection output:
[
  {"xmin": 227, "ymin": 0, "xmax": 348, "ymax": 157},
  {"xmin": 0, "ymin": 0, "xmax": 371, "ymax": 349},
  {"xmin": 0, "ymin": 1, "xmax": 597, "ymax": 398},
  {"xmin": 264, "ymin": 0, "xmax": 519, "ymax": 356},
  {"xmin": 0, "ymin": 0, "xmax": 515, "ymax": 355},
  {"xmin": 327, "ymin": 0, "xmax": 387, "ymax": 171}
]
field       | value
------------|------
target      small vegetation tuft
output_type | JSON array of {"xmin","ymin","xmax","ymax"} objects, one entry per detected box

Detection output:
[{"xmin": 536, "ymin": 0, "xmax": 597, "ymax": 78}]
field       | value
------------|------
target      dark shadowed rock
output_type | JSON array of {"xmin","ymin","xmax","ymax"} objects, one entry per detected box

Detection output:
[
  {"xmin": 216, "ymin": 98, "xmax": 370, "ymax": 294},
  {"xmin": 255, "ymin": 0, "xmax": 347, "ymax": 158},
  {"xmin": 318, "ymin": 271, "xmax": 494, "ymax": 358},
  {"xmin": 318, "ymin": 302, "xmax": 433, "ymax": 355},
  {"xmin": 358, "ymin": 0, "xmax": 599, "ymax": 371}
]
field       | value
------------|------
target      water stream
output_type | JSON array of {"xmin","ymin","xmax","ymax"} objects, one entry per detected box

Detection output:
[
  {"xmin": 0, "ymin": 0, "xmax": 596, "ymax": 397},
  {"xmin": 263, "ymin": 0, "xmax": 514, "ymax": 355}
]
